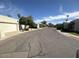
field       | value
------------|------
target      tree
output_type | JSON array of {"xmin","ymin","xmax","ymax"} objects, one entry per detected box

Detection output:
[
  {"xmin": 48, "ymin": 23, "xmax": 54, "ymax": 27},
  {"xmin": 40, "ymin": 21, "xmax": 47, "ymax": 27},
  {"xmin": 19, "ymin": 17, "xmax": 26, "ymax": 25},
  {"xmin": 19, "ymin": 16, "xmax": 37, "ymax": 30},
  {"xmin": 19, "ymin": 16, "xmax": 27, "ymax": 30},
  {"xmin": 26, "ymin": 16, "xmax": 37, "ymax": 28},
  {"xmin": 17, "ymin": 13, "xmax": 21, "ymax": 18},
  {"xmin": 41, "ymin": 21, "xmax": 47, "ymax": 25},
  {"xmin": 55, "ymin": 23, "xmax": 64, "ymax": 30}
]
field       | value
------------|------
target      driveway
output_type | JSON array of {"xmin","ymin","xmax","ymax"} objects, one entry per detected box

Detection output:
[{"xmin": 0, "ymin": 28, "xmax": 79, "ymax": 58}]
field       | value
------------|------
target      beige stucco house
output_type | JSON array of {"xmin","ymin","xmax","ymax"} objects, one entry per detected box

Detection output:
[{"xmin": 0, "ymin": 15, "xmax": 19, "ymax": 39}]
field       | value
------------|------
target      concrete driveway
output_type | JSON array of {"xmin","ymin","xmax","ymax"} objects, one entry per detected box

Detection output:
[{"xmin": 0, "ymin": 28, "xmax": 79, "ymax": 58}]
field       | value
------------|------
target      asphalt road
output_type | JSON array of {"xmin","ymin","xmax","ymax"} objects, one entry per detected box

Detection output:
[{"xmin": 0, "ymin": 28, "xmax": 79, "ymax": 58}]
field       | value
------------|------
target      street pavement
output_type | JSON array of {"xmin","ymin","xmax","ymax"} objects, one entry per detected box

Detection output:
[{"xmin": 0, "ymin": 28, "xmax": 79, "ymax": 58}]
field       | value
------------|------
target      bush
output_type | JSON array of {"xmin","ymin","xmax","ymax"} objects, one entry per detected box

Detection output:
[
  {"xmin": 55, "ymin": 23, "xmax": 64, "ymax": 30},
  {"xmin": 25, "ymin": 28, "xmax": 29, "ymax": 31}
]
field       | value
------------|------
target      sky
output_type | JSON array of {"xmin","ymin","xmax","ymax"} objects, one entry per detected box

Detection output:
[{"xmin": 0, "ymin": 0, "xmax": 79, "ymax": 24}]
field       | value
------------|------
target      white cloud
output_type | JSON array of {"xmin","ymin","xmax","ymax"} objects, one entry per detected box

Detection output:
[
  {"xmin": 64, "ymin": 11, "xmax": 79, "ymax": 17},
  {"xmin": 35, "ymin": 11, "xmax": 79, "ymax": 24},
  {"xmin": 0, "ymin": 0, "xmax": 26, "ymax": 18}
]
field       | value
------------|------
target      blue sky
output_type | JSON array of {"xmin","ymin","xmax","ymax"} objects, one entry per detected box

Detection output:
[{"xmin": 0, "ymin": 0, "xmax": 79, "ymax": 24}]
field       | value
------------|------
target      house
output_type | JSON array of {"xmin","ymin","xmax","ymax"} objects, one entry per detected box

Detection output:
[
  {"xmin": 63, "ymin": 22, "xmax": 69, "ymax": 30},
  {"xmin": 67, "ymin": 20, "xmax": 75, "ymax": 32},
  {"xmin": 73, "ymin": 19, "xmax": 79, "ymax": 32},
  {"xmin": 64, "ymin": 19, "xmax": 79, "ymax": 32},
  {"xmin": 0, "ymin": 15, "xmax": 18, "ymax": 39}
]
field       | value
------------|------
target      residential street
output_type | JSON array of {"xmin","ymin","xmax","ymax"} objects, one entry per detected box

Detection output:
[{"xmin": 0, "ymin": 27, "xmax": 79, "ymax": 58}]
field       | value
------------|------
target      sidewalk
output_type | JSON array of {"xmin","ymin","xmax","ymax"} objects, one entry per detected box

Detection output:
[{"xmin": 57, "ymin": 30, "xmax": 79, "ymax": 40}]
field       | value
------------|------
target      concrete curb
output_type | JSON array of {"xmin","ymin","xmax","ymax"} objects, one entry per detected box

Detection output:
[{"xmin": 57, "ymin": 30, "xmax": 79, "ymax": 39}]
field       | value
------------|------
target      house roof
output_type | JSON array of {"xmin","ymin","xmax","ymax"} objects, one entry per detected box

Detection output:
[{"xmin": 0, "ymin": 15, "xmax": 18, "ymax": 23}]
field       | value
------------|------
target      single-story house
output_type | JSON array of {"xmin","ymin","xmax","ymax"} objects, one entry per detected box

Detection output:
[
  {"xmin": 63, "ymin": 19, "xmax": 79, "ymax": 32},
  {"xmin": 74, "ymin": 19, "xmax": 79, "ymax": 32},
  {"xmin": 0, "ymin": 15, "xmax": 19, "ymax": 39}
]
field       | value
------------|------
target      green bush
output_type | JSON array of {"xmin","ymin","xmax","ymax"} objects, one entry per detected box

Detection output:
[
  {"xmin": 25, "ymin": 28, "xmax": 29, "ymax": 31},
  {"xmin": 55, "ymin": 23, "xmax": 64, "ymax": 30}
]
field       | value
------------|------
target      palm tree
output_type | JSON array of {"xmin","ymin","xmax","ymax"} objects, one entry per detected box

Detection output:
[
  {"xmin": 17, "ymin": 13, "xmax": 21, "ymax": 18},
  {"xmin": 66, "ymin": 15, "xmax": 69, "ymax": 22}
]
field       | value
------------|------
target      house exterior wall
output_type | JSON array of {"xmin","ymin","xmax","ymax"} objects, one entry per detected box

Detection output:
[
  {"xmin": 0, "ymin": 23, "xmax": 18, "ymax": 32},
  {"xmin": 74, "ymin": 19, "xmax": 79, "ymax": 32},
  {"xmin": 0, "ymin": 22, "xmax": 19, "ymax": 39},
  {"xmin": 0, "ymin": 16, "xmax": 19, "ymax": 39},
  {"xmin": 63, "ymin": 22, "xmax": 69, "ymax": 30}
]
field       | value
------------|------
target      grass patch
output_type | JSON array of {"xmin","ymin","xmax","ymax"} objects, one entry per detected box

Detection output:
[{"xmin": 69, "ymin": 32, "xmax": 79, "ymax": 36}]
